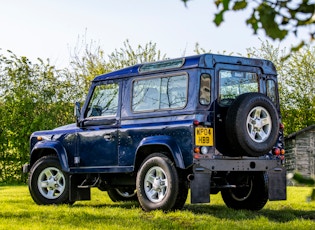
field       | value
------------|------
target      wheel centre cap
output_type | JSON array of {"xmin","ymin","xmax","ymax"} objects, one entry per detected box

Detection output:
[
  {"xmin": 47, "ymin": 177, "xmax": 56, "ymax": 188},
  {"xmin": 254, "ymin": 118, "xmax": 262, "ymax": 129},
  {"xmin": 153, "ymin": 178, "xmax": 162, "ymax": 190}
]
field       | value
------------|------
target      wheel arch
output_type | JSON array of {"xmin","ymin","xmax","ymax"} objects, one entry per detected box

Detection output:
[
  {"xmin": 30, "ymin": 141, "xmax": 70, "ymax": 172},
  {"xmin": 134, "ymin": 135, "xmax": 185, "ymax": 171}
]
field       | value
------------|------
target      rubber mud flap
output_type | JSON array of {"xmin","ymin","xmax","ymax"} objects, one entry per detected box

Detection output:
[
  {"xmin": 268, "ymin": 167, "xmax": 287, "ymax": 201},
  {"xmin": 190, "ymin": 172, "xmax": 211, "ymax": 204},
  {"xmin": 69, "ymin": 175, "xmax": 91, "ymax": 202}
]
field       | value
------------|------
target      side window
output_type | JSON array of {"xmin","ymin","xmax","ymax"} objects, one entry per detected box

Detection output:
[
  {"xmin": 132, "ymin": 78, "xmax": 160, "ymax": 111},
  {"xmin": 132, "ymin": 74, "xmax": 188, "ymax": 112},
  {"xmin": 86, "ymin": 83, "xmax": 119, "ymax": 117},
  {"xmin": 199, "ymin": 74, "xmax": 211, "ymax": 105},
  {"xmin": 266, "ymin": 79, "xmax": 276, "ymax": 104}
]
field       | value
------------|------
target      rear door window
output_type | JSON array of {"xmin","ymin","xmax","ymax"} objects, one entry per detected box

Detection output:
[{"xmin": 219, "ymin": 70, "xmax": 258, "ymax": 106}]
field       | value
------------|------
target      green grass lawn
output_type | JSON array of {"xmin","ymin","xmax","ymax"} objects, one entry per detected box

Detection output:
[{"xmin": 0, "ymin": 186, "xmax": 314, "ymax": 230}]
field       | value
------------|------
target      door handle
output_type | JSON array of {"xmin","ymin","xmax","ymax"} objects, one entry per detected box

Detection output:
[{"xmin": 104, "ymin": 134, "xmax": 112, "ymax": 141}]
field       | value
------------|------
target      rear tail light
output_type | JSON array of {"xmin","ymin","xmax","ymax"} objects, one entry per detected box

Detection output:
[
  {"xmin": 193, "ymin": 120, "xmax": 200, "ymax": 126},
  {"xmin": 273, "ymin": 148, "xmax": 280, "ymax": 155}
]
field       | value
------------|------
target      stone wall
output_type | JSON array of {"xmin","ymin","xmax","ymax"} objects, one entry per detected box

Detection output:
[{"xmin": 285, "ymin": 125, "xmax": 315, "ymax": 177}]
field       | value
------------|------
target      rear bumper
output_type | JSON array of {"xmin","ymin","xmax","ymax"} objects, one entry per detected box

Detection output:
[
  {"xmin": 190, "ymin": 157, "xmax": 286, "ymax": 203},
  {"xmin": 194, "ymin": 157, "xmax": 281, "ymax": 172}
]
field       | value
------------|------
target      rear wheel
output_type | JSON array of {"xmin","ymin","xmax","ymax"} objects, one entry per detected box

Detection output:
[
  {"xmin": 28, "ymin": 156, "xmax": 71, "ymax": 205},
  {"xmin": 107, "ymin": 188, "xmax": 138, "ymax": 202},
  {"xmin": 136, "ymin": 153, "xmax": 187, "ymax": 211},
  {"xmin": 221, "ymin": 172, "xmax": 268, "ymax": 211}
]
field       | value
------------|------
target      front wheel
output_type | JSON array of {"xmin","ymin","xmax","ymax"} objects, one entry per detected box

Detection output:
[
  {"xmin": 136, "ymin": 153, "xmax": 187, "ymax": 211},
  {"xmin": 28, "ymin": 156, "xmax": 71, "ymax": 205}
]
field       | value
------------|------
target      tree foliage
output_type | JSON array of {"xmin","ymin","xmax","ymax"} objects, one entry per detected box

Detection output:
[
  {"xmin": 0, "ymin": 50, "xmax": 77, "ymax": 183},
  {"xmin": 247, "ymin": 42, "xmax": 315, "ymax": 135},
  {"xmin": 69, "ymin": 39, "xmax": 166, "ymax": 97},
  {"xmin": 0, "ymin": 40, "xmax": 166, "ymax": 184},
  {"xmin": 183, "ymin": 0, "xmax": 315, "ymax": 50}
]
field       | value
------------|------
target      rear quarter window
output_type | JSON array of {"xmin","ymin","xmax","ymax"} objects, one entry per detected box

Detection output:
[
  {"xmin": 266, "ymin": 79, "xmax": 277, "ymax": 104},
  {"xmin": 132, "ymin": 74, "xmax": 188, "ymax": 112}
]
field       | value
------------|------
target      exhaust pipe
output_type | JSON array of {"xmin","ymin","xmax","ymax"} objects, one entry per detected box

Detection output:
[{"xmin": 187, "ymin": 174, "xmax": 194, "ymax": 181}]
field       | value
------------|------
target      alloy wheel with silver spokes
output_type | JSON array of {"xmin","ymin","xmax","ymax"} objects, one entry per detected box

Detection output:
[
  {"xmin": 246, "ymin": 106, "xmax": 272, "ymax": 143},
  {"xmin": 136, "ymin": 153, "xmax": 180, "ymax": 211},
  {"xmin": 144, "ymin": 166, "xmax": 168, "ymax": 203},
  {"xmin": 29, "ymin": 156, "xmax": 70, "ymax": 205},
  {"xmin": 37, "ymin": 167, "xmax": 66, "ymax": 200}
]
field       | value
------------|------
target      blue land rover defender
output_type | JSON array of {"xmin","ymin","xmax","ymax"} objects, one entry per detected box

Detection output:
[{"xmin": 23, "ymin": 54, "xmax": 286, "ymax": 211}]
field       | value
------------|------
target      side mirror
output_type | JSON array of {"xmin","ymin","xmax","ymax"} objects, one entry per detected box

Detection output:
[{"xmin": 74, "ymin": 102, "xmax": 81, "ymax": 126}]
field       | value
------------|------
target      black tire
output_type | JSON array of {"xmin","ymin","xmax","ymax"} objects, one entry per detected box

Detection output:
[
  {"xmin": 221, "ymin": 172, "xmax": 268, "ymax": 211},
  {"xmin": 136, "ymin": 153, "xmax": 187, "ymax": 211},
  {"xmin": 107, "ymin": 188, "xmax": 138, "ymax": 202},
  {"xmin": 28, "ymin": 156, "xmax": 71, "ymax": 205},
  {"xmin": 226, "ymin": 92, "xmax": 279, "ymax": 157}
]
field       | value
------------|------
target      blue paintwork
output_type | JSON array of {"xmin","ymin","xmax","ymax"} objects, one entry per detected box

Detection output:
[
  {"xmin": 31, "ymin": 140, "xmax": 70, "ymax": 172},
  {"xmin": 136, "ymin": 135, "xmax": 186, "ymax": 168}
]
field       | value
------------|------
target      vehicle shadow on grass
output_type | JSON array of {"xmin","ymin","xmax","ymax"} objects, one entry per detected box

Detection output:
[
  {"xmin": 183, "ymin": 204, "xmax": 315, "ymax": 222},
  {"xmin": 72, "ymin": 201, "xmax": 141, "ymax": 210},
  {"xmin": 73, "ymin": 201, "xmax": 315, "ymax": 223}
]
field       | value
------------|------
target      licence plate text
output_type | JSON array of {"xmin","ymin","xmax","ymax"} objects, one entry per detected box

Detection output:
[{"xmin": 195, "ymin": 127, "xmax": 213, "ymax": 146}]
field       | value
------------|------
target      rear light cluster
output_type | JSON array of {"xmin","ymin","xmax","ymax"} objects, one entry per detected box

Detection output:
[
  {"xmin": 272, "ymin": 147, "xmax": 285, "ymax": 160},
  {"xmin": 272, "ymin": 123, "xmax": 285, "ymax": 160},
  {"xmin": 193, "ymin": 119, "xmax": 212, "ymax": 159}
]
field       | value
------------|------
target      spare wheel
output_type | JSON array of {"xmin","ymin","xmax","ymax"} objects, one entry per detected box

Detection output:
[{"xmin": 225, "ymin": 92, "xmax": 279, "ymax": 157}]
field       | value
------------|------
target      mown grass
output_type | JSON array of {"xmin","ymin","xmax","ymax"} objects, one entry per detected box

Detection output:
[{"xmin": 0, "ymin": 186, "xmax": 314, "ymax": 230}]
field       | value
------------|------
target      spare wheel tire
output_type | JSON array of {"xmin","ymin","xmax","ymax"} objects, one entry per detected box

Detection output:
[{"xmin": 225, "ymin": 93, "xmax": 279, "ymax": 157}]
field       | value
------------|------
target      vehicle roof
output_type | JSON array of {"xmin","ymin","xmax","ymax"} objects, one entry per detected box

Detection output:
[{"xmin": 93, "ymin": 53, "xmax": 277, "ymax": 82}]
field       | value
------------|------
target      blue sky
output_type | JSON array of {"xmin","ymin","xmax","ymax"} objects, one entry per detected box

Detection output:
[{"xmin": 0, "ymin": 0, "xmax": 308, "ymax": 68}]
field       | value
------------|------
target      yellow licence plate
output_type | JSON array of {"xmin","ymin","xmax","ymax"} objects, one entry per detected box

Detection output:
[{"xmin": 195, "ymin": 127, "xmax": 213, "ymax": 146}]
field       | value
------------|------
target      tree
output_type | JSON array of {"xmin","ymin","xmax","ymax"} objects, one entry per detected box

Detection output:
[
  {"xmin": 247, "ymin": 42, "xmax": 315, "ymax": 135},
  {"xmin": 0, "ymin": 40, "xmax": 167, "ymax": 183},
  {"xmin": 0, "ymin": 50, "xmax": 76, "ymax": 183},
  {"xmin": 279, "ymin": 46, "xmax": 315, "ymax": 133},
  {"xmin": 69, "ymin": 38, "xmax": 167, "ymax": 98},
  {"xmin": 183, "ymin": 0, "xmax": 315, "ymax": 51}
]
